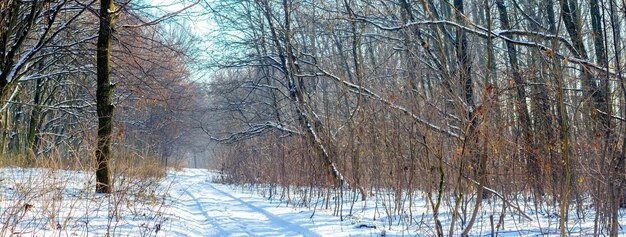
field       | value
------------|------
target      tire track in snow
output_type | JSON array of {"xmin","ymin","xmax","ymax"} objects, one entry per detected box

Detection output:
[
  {"xmin": 185, "ymin": 185, "xmax": 258, "ymax": 236},
  {"xmin": 173, "ymin": 170, "xmax": 258, "ymax": 236},
  {"xmin": 204, "ymin": 182, "xmax": 321, "ymax": 237},
  {"xmin": 168, "ymin": 169, "xmax": 230, "ymax": 237},
  {"xmin": 180, "ymin": 188, "xmax": 231, "ymax": 236}
]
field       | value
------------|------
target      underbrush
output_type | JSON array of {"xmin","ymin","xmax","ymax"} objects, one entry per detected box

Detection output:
[
  {"xmin": 213, "ymin": 178, "xmax": 623, "ymax": 236},
  {"xmin": 0, "ymin": 147, "xmax": 173, "ymax": 236}
]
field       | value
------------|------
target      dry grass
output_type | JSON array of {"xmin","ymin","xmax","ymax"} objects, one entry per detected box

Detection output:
[{"xmin": 0, "ymin": 145, "xmax": 172, "ymax": 236}]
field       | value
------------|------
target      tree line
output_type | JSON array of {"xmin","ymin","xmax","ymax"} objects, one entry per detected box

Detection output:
[{"xmin": 204, "ymin": 0, "xmax": 626, "ymax": 236}]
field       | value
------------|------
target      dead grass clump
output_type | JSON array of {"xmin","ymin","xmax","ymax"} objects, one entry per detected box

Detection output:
[{"xmin": 112, "ymin": 148, "xmax": 167, "ymax": 180}]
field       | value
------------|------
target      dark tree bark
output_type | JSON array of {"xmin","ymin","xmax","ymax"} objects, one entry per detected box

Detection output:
[
  {"xmin": 454, "ymin": 0, "xmax": 474, "ymax": 119},
  {"xmin": 27, "ymin": 76, "xmax": 43, "ymax": 158},
  {"xmin": 590, "ymin": 0, "xmax": 612, "ymax": 148},
  {"xmin": 95, "ymin": 0, "xmax": 115, "ymax": 194},
  {"xmin": 0, "ymin": 1, "xmax": 38, "ymax": 102}
]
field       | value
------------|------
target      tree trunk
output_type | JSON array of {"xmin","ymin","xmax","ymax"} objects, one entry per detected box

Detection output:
[
  {"xmin": 461, "ymin": 2, "xmax": 491, "ymax": 235},
  {"xmin": 26, "ymin": 76, "xmax": 43, "ymax": 160},
  {"xmin": 95, "ymin": 0, "xmax": 115, "ymax": 194},
  {"xmin": 451, "ymin": 0, "xmax": 476, "ymax": 235},
  {"xmin": 560, "ymin": 0, "xmax": 607, "ymax": 129},
  {"xmin": 496, "ymin": 0, "xmax": 541, "ymax": 197},
  {"xmin": 607, "ymin": 0, "xmax": 624, "ymax": 235},
  {"xmin": 259, "ymin": 0, "xmax": 346, "ymax": 186},
  {"xmin": 454, "ymin": 0, "xmax": 474, "ymax": 121}
]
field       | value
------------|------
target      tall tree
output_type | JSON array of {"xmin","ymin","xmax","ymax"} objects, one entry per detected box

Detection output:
[
  {"xmin": 495, "ymin": 0, "xmax": 540, "ymax": 196},
  {"xmin": 607, "ymin": 0, "xmax": 624, "ymax": 235},
  {"xmin": 95, "ymin": 0, "xmax": 116, "ymax": 194}
]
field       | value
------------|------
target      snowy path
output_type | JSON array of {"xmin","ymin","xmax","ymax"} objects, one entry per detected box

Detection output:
[{"xmin": 166, "ymin": 169, "xmax": 326, "ymax": 237}]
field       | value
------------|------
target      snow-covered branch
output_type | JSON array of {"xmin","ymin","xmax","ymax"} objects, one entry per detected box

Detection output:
[{"xmin": 354, "ymin": 17, "xmax": 623, "ymax": 78}]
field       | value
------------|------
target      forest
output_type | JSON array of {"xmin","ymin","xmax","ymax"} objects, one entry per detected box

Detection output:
[{"xmin": 1, "ymin": 0, "xmax": 626, "ymax": 236}]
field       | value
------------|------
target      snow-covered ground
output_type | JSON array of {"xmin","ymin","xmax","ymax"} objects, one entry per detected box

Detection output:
[
  {"xmin": 165, "ymin": 169, "xmax": 381, "ymax": 237},
  {"xmin": 0, "ymin": 168, "xmax": 381, "ymax": 236},
  {"xmin": 0, "ymin": 167, "xmax": 624, "ymax": 236}
]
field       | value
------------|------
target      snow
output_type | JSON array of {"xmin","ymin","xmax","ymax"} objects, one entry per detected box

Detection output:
[
  {"xmin": 1, "ymin": 167, "xmax": 624, "ymax": 236},
  {"xmin": 164, "ymin": 169, "xmax": 370, "ymax": 237},
  {"xmin": 0, "ymin": 168, "xmax": 380, "ymax": 236}
]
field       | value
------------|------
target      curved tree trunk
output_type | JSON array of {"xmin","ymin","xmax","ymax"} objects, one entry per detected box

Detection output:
[{"xmin": 259, "ymin": 0, "xmax": 346, "ymax": 186}]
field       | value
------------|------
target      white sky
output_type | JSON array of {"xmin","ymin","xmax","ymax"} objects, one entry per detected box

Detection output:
[
  {"xmin": 143, "ymin": 0, "xmax": 217, "ymax": 82},
  {"xmin": 145, "ymin": 0, "xmax": 214, "ymax": 35}
]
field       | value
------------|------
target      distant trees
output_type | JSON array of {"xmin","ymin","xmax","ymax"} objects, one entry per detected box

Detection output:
[{"xmin": 206, "ymin": 0, "xmax": 626, "ymax": 235}]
